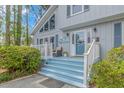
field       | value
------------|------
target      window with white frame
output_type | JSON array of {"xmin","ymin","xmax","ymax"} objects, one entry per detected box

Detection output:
[
  {"xmin": 37, "ymin": 38, "xmax": 39, "ymax": 45},
  {"xmin": 44, "ymin": 21, "xmax": 49, "ymax": 31},
  {"xmin": 50, "ymin": 15, "xmax": 55, "ymax": 30},
  {"xmin": 39, "ymin": 14, "xmax": 55, "ymax": 33},
  {"xmin": 39, "ymin": 27, "xmax": 43, "ymax": 33},
  {"xmin": 72, "ymin": 5, "xmax": 82, "ymax": 14},
  {"xmin": 67, "ymin": 5, "xmax": 89, "ymax": 17},
  {"xmin": 40, "ymin": 39, "xmax": 43, "ymax": 44}
]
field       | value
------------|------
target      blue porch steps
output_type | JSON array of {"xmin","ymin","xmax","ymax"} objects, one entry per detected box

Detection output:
[{"xmin": 39, "ymin": 57, "xmax": 84, "ymax": 87}]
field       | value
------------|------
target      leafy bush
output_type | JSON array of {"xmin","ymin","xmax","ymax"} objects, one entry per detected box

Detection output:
[
  {"xmin": 106, "ymin": 46, "xmax": 124, "ymax": 62},
  {"xmin": 0, "ymin": 46, "xmax": 41, "ymax": 73},
  {"xmin": 0, "ymin": 70, "xmax": 33, "ymax": 83},
  {"xmin": 90, "ymin": 46, "xmax": 124, "ymax": 88}
]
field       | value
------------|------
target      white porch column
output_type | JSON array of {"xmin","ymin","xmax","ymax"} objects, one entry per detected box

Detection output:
[{"xmin": 83, "ymin": 54, "xmax": 88, "ymax": 88}]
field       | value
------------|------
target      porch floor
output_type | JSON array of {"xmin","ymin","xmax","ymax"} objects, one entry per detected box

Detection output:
[{"xmin": 49, "ymin": 56, "xmax": 84, "ymax": 62}]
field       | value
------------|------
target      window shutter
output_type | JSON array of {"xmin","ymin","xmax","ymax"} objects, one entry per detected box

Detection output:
[{"xmin": 67, "ymin": 5, "xmax": 71, "ymax": 17}]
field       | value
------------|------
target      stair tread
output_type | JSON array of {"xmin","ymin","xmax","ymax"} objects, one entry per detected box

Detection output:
[
  {"xmin": 42, "ymin": 67, "xmax": 83, "ymax": 80},
  {"xmin": 39, "ymin": 71, "xmax": 84, "ymax": 87},
  {"xmin": 45, "ymin": 64, "xmax": 83, "ymax": 73},
  {"xmin": 47, "ymin": 60, "xmax": 83, "ymax": 67},
  {"xmin": 40, "ymin": 57, "xmax": 85, "ymax": 87},
  {"xmin": 48, "ymin": 57, "xmax": 83, "ymax": 63}
]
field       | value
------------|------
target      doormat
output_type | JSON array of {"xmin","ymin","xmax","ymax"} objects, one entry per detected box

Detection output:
[{"xmin": 40, "ymin": 78, "xmax": 65, "ymax": 88}]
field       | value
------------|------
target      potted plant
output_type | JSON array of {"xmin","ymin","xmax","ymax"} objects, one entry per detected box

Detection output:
[{"xmin": 63, "ymin": 51, "xmax": 68, "ymax": 57}]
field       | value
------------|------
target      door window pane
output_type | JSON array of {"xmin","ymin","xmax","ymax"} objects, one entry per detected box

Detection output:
[{"xmin": 76, "ymin": 32, "xmax": 85, "ymax": 55}]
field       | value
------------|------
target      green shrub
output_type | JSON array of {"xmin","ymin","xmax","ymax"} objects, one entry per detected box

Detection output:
[
  {"xmin": 0, "ymin": 70, "xmax": 33, "ymax": 83},
  {"xmin": 90, "ymin": 46, "xmax": 124, "ymax": 88},
  {"xmin": 106, "ymin": 46, "xmax": 124, "ymax": 62},
  {"xmin": 0, "ymin": 46, "xmax": 41, "ymax": 73}
]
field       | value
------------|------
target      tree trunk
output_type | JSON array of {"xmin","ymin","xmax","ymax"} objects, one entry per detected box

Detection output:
[
  {"xmin": 5, "ymin": 5, "xmax": 11, "ymax": 46},
  {"xmin": 16, "ymin": 5, "xmax": 22, "ymax": 46},
  {"xmin": 26, "ymin": 5, "xmax": 29, "ymax": 46},
  {"xmin": 13, "ymin": 5, "xmax": 16, "ymax": 45}
]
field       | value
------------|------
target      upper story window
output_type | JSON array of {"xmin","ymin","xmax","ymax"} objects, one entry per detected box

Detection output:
[
  {"xmin": 39, "ymin": 27, "xmax": 43, "ymax": 33},
  {"xmin": 67, "ymin": 5, "xmax": 89, "ymax": 17},
  {"xmin": 39, "ymin": 14, "xmax": 55, "ymax": 33},
  {"xmin": 72, "ymin": 5, "xmax": 82, "ymax": 14},
  {"xmin": 50, "ymin": 15, "xmax": 55, "ymax": 30},
  {"xmin": 44, "ymin": 21, "xmax": 49, "ymax": 31}
]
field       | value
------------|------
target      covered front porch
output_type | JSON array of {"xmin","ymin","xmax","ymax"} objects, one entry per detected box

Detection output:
[{"xmin": 31, "ymin": 37, "xmax": 100, "ymax": 87}]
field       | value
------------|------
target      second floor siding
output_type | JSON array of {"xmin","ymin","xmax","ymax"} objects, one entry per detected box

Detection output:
[
  {"xmin": 58, "ymin": 5, "xmax": 124, "ymax": 30},
  {"xmin": 33, "ymin": 5, "xmax": 124, "ymax": 35}
]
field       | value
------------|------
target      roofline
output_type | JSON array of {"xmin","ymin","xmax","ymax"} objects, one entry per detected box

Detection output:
[{"xmin": 31, "ymin": 5, "xmax": 58, "ymax": 35}]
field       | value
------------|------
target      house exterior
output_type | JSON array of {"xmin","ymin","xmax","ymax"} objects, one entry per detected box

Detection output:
[
  {"xmin": 31, "ymin": 5, "xmax": 124, "ymax": 87},
  {"xmin": 31, "ymin": 5, "xmax": 124, "ymax": 59}
]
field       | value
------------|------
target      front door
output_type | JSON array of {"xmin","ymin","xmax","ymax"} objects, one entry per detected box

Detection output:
[
  {"xmin": 75, "ymin": 32, "xmax": 85, "ymax": 55},
  {"xmin": 70, "ymin": 31, "xmax": 86, "ymax": 56},
  {"xmin": 114, "ymin": 23, "xmax": 122, "ymax": 48},
  {"xmin": 70, "ymin": 29, "xmax": 92, "ymax": 56}
]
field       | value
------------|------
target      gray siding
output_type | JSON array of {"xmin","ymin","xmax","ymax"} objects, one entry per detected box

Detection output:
[
  {"xmin": 97, "ymin": 22, "xmax": 114, "ymax": 58},
  {"xmin": 87, "ymin": 20, "xmax": 123, "ymax": 58},
  {"xmin": 58, "ymin": 5, "xmax": 124, "ymax": 29}
]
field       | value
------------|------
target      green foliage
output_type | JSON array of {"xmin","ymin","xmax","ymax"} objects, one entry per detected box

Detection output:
[
  {"xmin": 0, "ymin": 70, "xmax": 33, "ymax": 83},
  {"xmin": 0, "ymin": 72, "xmax": 12, "ymax": 83},
  {"xmin": 106, "ymin": 46, "xmax": 124, "ymax": 62},
  {"xmin": 0, "ymin": 46, "xmax": 41, "ymax": 73},
  {"xmin": 90, "ymin": 46, "xmax": 124, "ymax": 88}
]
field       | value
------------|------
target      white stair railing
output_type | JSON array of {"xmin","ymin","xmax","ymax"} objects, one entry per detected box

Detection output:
[
  {"xmin": 83, "ymin": 39, "xmax": 100, "ymax": 87},
  {"xmin": 31, "ymin": 43, "xmax": 53, "ymax": 59}
]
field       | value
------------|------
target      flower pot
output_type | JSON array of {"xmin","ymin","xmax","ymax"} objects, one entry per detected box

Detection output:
[{"xmin": 63, "ymin": 53, "xmax": 67, "ymax": 57}]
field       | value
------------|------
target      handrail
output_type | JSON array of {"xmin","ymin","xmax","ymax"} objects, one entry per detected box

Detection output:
[
  {"xmin": 84, "ymin": 39, "xmax": 96, "ymax": 55},
  {"xmin": 83, "ymin": 39, "xmax": 100, "ymax": 87}
]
